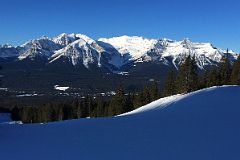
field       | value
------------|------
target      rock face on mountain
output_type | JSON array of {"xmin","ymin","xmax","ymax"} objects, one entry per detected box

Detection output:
[{"xmin": 0, "ymin": 33, "xmax": 238, "ymax": 72}]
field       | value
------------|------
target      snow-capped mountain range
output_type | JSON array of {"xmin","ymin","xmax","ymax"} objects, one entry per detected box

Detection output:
[{"xmin": 0, "ymin": 33, "xmax": 238, "ymax": 70}]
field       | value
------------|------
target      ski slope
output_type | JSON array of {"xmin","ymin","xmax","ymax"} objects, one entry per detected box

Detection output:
[{"xmin": 1, "ymin": 86, "xmax": 240, "ymax": 160}]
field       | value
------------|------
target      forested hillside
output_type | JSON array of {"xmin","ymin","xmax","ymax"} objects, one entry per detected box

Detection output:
[{"xmin": 9, "ymin": 54, "xmax": 240, "ymax": 123}]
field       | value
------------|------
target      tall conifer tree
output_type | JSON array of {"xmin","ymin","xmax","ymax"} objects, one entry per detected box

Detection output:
[
  {"xmin": 176, "ymin": 55, "xmax": 198, "ymax": 93},
  {"xmin": 231, "ymin": 55, "xmax": 240, "ymax": 85},
  {"xmin": 219, "ymin": 55, "xmax": 232, "ymax": 85},
  {"xmin": 164, "ymin": 70, "xmax": 176, "ymax": 96}
]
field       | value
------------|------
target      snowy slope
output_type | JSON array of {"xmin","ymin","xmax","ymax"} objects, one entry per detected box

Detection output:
[
  {"xmin": 52, "ymin": 33, "xmax": 80, "ymax": 46},
  {"xmin": 50, "ymin": 36, "xmax": 103, "ymax": 67},
  {"xmin": 0, "ymin": 113, "xmax": 11, "ymax": 123},
  {"xmin": 18, "ymin": 37, "xmax": 62, "ymax": 60},
  {"xmin": 152, "ymin": 39, "xmax": 230, "ymax": 69},
  {"xmin": 52, "ymin": 33, "xmax": 97, "ymax": 47},
  {"xmin": 120, "ymin": 85, "xmax": 233, "ymax": 116},
  {"xmin": 99, "ymin": 35, "xmax": 157, "ymax": 60},
  {"xmin": 119, "ymin": 93, "xmax": 183, "ymax": 116},
  {"xmin": 1, "ymin": 86, "xmax": 240, "ymax": 160},
  {"xmin": 99, "ymin": 37, "xmax": 238, "ymax": 69}
]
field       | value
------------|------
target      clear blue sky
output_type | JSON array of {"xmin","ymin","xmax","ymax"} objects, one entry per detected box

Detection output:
[{"xmin": 0, "ymin": 0, "xmax": 239, "ymax": 52}]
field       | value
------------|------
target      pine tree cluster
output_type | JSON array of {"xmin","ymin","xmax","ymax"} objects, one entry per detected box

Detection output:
[
  {"xmin": 11, "ymin": 82, "xmax": 160, "ymax": 123},
  {"xmin": 164, "ymin": 54, "xmax": 240, "ymax": 95}
]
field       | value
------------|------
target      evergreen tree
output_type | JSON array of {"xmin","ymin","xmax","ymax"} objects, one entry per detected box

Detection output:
[
  {"xmin": 80, "ymin": 98, "xmax": 88, "ymax": 118},
  {"xmin": 109, "ymin": 84, "xmax": 125, "ymax": 116},
  {"xmin": 189, "ymin": 57, "xmax": 199, "ymax": 90},
  {"xmin": 164, "ymin": 70, "xmax": 176, "ymax": 96},
  {"xmin": 231, "ymin": 55, "xmax": 240, "ymax": 85},
  {"xmin": 142, "ymin": 86, "xmax": 152, "ymax": 105},
  {"xmin": 219, "ymin": 55, "xmax": 232, "ymax": 85},
  {"xmin": 123, "ymin": 93, "xmax": 134, "ymax": 113},
  {"xmin": 205, "ymin": 67, "xmax": 220, "ymax": 87},
  {"xmin": 21, "ymin": 107, "xmax": 33, "ymax": 123},
  {"xmin": 11, "ymin": 107, "xmax": 21, "ymax": 121},
  {"xmin": 176, "ymin": 56, "xmax": 198, "ymax": 93},
  {"xmin": 133, "ymin": 92, "xmax": 144, "ymax": 109},
  {"xmin": 150, "ymin": 82, "xmax": 159, "ymax": 100},
  {"xmin": 61, "ymin": 102, "xmax": 76, "ymax": 120},
  {"xmin": 198, "ymin": 72, "xmax": 207, "ymax": 89},
  {"xmin": 93, "ymin": 96, "xmax": 105, "ymax": 117}
]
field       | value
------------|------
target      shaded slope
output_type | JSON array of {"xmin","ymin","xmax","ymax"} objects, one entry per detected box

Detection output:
[{"xmin": 1, "ymin": 86, "xmax": 240, "ymax": 160}]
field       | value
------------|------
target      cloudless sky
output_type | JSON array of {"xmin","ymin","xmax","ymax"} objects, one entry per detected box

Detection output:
[{"xmin": 0, "ymin": 0, "xmax": 239, "ymax": 52}]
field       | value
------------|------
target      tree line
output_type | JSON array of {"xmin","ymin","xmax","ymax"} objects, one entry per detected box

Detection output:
[
  {"xmin": 163, "ymin": 54, "xmax": 240, "ymax": 96},
  {"xmin": 11, "ymin": 82, "xmax": 159, "ymax": 123},
  {"xmin": 10, "ymin": 54, "xmax": 240, "ymax": 123}
]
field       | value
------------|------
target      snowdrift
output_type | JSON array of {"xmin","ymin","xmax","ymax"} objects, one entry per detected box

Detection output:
[{"xmin": 1, "ymin": 86, "xmax": 240, "ymax": 160}]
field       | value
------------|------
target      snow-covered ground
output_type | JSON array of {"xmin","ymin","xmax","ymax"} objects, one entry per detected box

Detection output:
[
  {"xmin": 54, "ymin": 85, "xmax": 69, "ymax": 91},
  {"xmin": 0, "ymin": 113, "xmax": 11, "ymax": 123},
  {"xmin": 16, "ymin": 93, "xmax": 39, "ymax": 97},
  {"xmin": 1, "ymin": 86, "xmax": 240, "ymax": 160}
]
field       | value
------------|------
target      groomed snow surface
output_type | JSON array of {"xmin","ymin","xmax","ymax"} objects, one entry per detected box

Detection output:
[{"xmin": 1, "ymin": 86, "xmax": 240, "ymax": 160}]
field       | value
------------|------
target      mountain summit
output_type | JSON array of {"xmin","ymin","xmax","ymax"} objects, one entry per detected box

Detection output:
[{"xmin": 0, "ymin": 33, "xmax": 238, "ymax": 71}]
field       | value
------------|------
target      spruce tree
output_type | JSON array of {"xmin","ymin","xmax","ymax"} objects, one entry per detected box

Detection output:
[
  {"xmin": 134, "ymin": 91, "xmax": 144, "ymax": 109},
  {"xmin": 123, "ymin": 93, "xmax": 134, "ymax": 113},
  {"xmin": 189, "ymin": 57, "xmax": 198, "ymax": 90},
  {"xmin": 206, "ymin": 68, "xmax": 220, "ymax": 87},
  {"xmin": 109, "ymin": 84, "xmax": 125, "ymax": 116},
  {"xmin": 176, "ymin": 56, "xmax": 198, "ymax": 93},
  {"xmin": 164, "ymin": 70, "xmax": 176, "ymax": 96},
  {"xmin": 150, "ymin": 82, "xmax": 159, "ymax": 100},
  {"xmin": 142, "ymin": 86, "xmax": 152, "ymax": 105},
  {"xmin": 231, "ymin": 55, "xmax": 240, "ymax": 85},
  {"xmin": 94, "ymin": 96, "xmax": 105, "ymax": 117},
  {"xmin": 219, "ymin": 55, "xmax": 232, "ymax": 85},
  {"xmin": 11, "ymin": 107, "xmax": 21, "ymax": 121}
]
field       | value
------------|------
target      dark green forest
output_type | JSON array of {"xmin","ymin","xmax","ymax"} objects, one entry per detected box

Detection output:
[{"xmin": 3, "ymin": 54, "xmax": 240, "ymax": 123}]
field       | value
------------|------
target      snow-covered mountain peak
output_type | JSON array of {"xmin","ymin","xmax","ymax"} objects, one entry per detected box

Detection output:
[
  {"xmin": 181, "ymin": 38, "xmax": 191, "ymax": 42},
  {"xmin": 0, "ymin": 34, "xmax": 238, "ymax": 71},
  {"xmin": 180, "ymin": 38, "xmax": 195, "ymax": 49},
  {"xmin": 50, "ymin": 37, "xmax": 102, "ymax": 67},
  {"xmin": 0, "ymin": 44, "xmax": 15, "ymax": 48},
  {"xmin": 18, "ymin": 37, "xmax": 62, "ymax": 60},
  {"xmin": 71, "ymin": 38, "xmax": 89, "ymax": 47},
  {"xmin": 52, "ymin": 33, "xmax": 80, "ymax": 46},
  {"xmin": 161, "ymin": 38, "xmax": 174, "ymax": 42},
  {"xmin": 52, "ymin": 33, "xmax": 96, "ymax": 46},
  {"xmin": 98, "ymin": 35, "xmax": 157, "ymax": 60},
  {"xmin": 75, "ymin": 34, "xmax": 95, "ymax": 44},
  {"xmin": 21, "ymin": 36, "xmax": 57, "ymax": 49}
]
